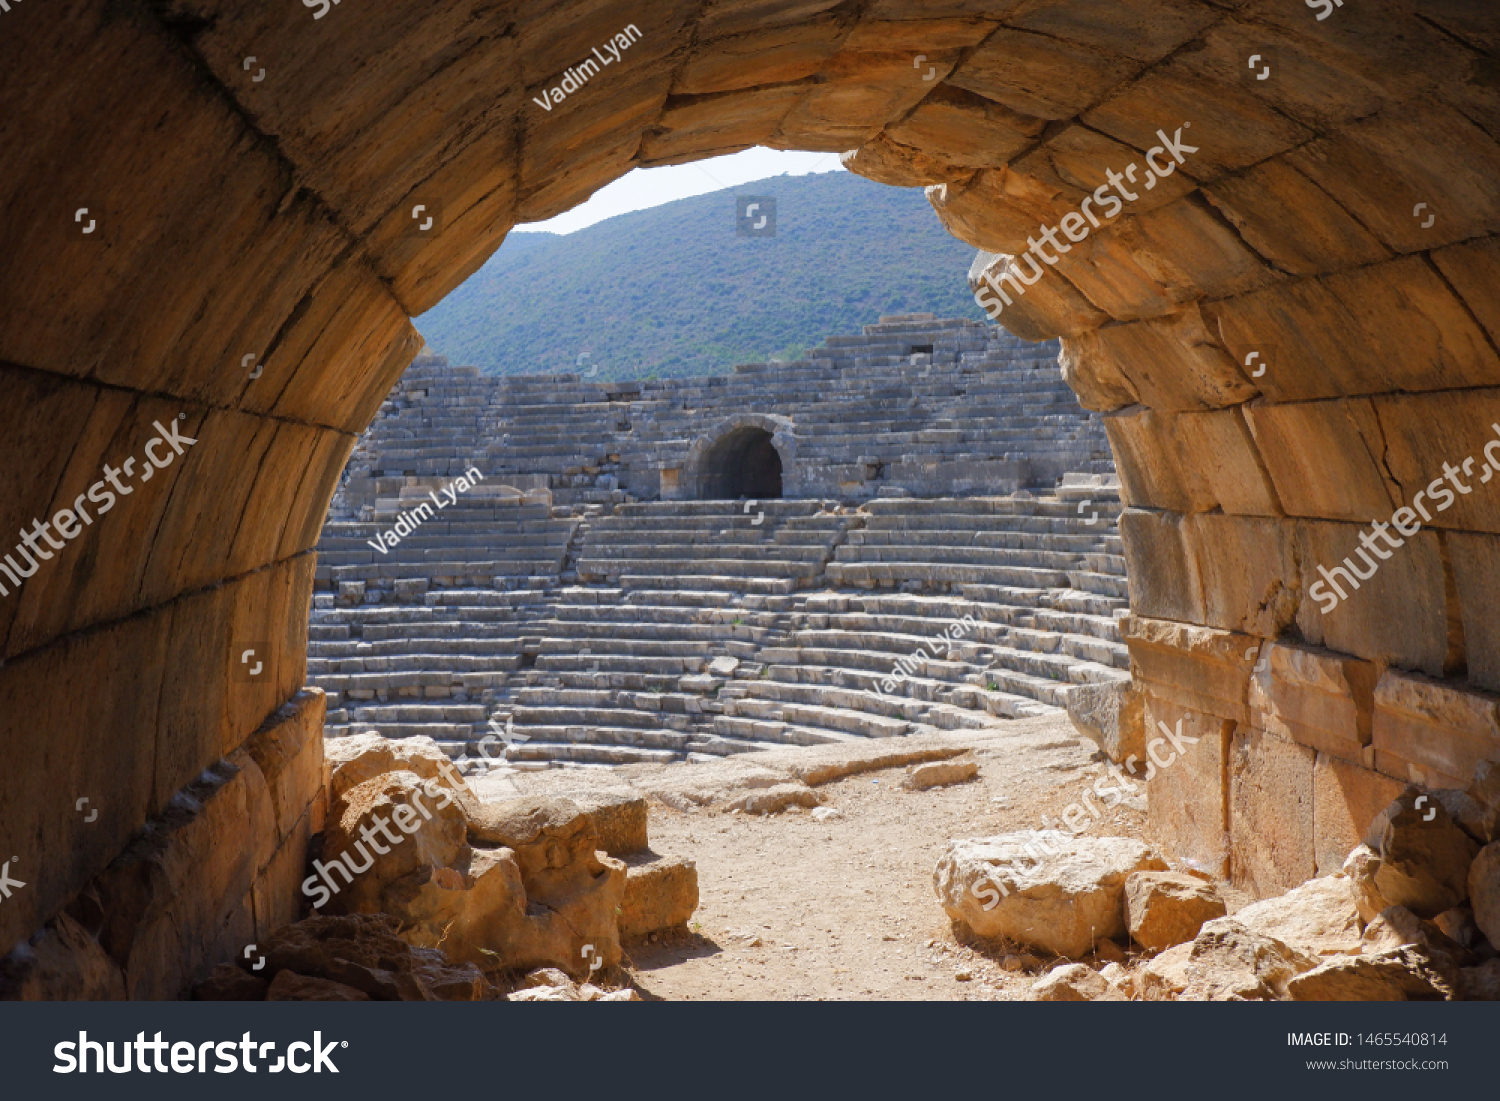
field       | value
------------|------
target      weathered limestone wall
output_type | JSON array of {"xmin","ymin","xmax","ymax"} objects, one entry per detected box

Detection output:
[
  {"xmin": 1, "ymin": 690, "xmax": 326, "ymax": 999},
  {"xmin": 2, "ymin": 0, "xmax": 1497, "ymax": 986}
]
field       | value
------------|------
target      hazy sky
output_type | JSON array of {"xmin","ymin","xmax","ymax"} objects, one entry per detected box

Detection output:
[{"xmin": 514, "ymin": 148, "xmax": 846, "ymax": 235}]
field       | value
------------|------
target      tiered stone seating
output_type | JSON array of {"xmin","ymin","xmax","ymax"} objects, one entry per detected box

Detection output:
[
  {"xmin": 498, "ymin": 501, "xmax": 852, "ymax": 764},
  {"xmin": 308, "ymin": 586, "xmax": 549, "ymax": 756},
  {"xmin": 307, "ymin": 314, "xmax": 1127, "ymax": 770},
  {"xmin": 314, "ymin": 488, "xmax": 578, "ymax": 599},
  {"xmin": 334, "ymin": 315, "xmax": 1112, "ymax": 510}
]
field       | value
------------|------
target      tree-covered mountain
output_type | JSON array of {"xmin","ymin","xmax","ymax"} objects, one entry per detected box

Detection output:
[{"xmin": 414, "ymin": 171, "xmax": 986, "ymax": 380}]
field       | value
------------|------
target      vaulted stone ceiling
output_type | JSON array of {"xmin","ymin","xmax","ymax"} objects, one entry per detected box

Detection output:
[{"xmin": 1, "ymin": 0, "xmax": 1497, "ymax": 960}]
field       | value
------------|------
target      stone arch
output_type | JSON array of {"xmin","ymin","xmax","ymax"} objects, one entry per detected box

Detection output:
[
  {"xmin": 3, "ymin": 1, "xmax": 1499, "ymax": 981},
  {"xmin": 684, "ymin": 414, "xmax": 797, "ymax": 500}
]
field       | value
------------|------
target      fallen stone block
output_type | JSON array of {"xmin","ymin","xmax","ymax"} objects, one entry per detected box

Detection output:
[
  {"xmin": 933, "ymin": 831, "xmax": 1167, "ymax": 958},
  {"xmin": 1027, "ymin": 962, "xmax": 1125, "ymax": 1001},
  {"xmin": 902, "ymin": 756, "xmax": 978, "ymax": 791},
  {"xmin": 1178, "ymin": 918, "xmax": 1317, "ymax": 1001},
  {"xmin": 1067, "ymin": 675, "xmax": 1144, "ymax": 764},
  {"xmin": 1124, "ymin": 871, "xmax": 1226, "ymax": 951},
  {"xmin": 324, "ymin": 732, "xmax": 473, "ymax": 806},
  {"xmin": 1231, "ymin": 873, "xmax": 1363, "ymax": 957},
  {"xmin": 619, "ymin": 853, "xmax": 699, "ymax": 939},
  {"xmin": 1136, "ymin": 942, "xmax": 1194, "ymax": 1001},
  {"xmin": 1349, "ymin": 788, "xmax": 1479, "ymax": 921},
  {"xmin": 1360, "ymin": 905, "xmax": 1470, "ymax": 995},
  {"xmin": 560, "ymin": 790, "xmax": 649, "ymax": 856},
  {"xmin": 1285, "ymin": 949, "xmax": 1450, "ymax": 1001},
  {"xmin": 323, "ymin": 783, "xmax": 626, "ymax": 978},
  {"xmin": 727, "ymin": 783, "xmax": 823, "ymax": 815},
  {"xmin": 1470, "ymin": 841, "xmax": 1500, "ymax": 948}
]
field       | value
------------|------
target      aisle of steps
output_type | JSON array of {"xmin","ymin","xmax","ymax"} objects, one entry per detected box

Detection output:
[
  {"xmin": 307, "ymin": 490, "xmax": 581, "ymax": 753},
  {"xmin": 498, "ymin": 501, "xmax": 852, "ymax": 765}
]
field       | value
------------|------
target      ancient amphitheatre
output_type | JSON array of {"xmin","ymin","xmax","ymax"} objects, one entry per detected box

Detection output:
[{"xmin": 3, "ymin": 0, "xmax": 1500, "ymax": 1005}]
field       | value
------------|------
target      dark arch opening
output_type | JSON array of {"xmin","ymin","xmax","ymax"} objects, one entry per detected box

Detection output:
[{"xmin": 698, "ymin": 427, "xmax": 783, "ymax": 500}]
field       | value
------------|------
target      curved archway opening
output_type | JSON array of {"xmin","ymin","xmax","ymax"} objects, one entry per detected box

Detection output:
[{"xmin": 697, "ymin": 426, "xmax": 783, "ymax": 500}]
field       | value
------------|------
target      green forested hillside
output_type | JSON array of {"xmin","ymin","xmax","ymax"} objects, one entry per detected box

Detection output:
[{"xmin": 415, "ymin": 171, "xmax": 985, "ymax": 380}]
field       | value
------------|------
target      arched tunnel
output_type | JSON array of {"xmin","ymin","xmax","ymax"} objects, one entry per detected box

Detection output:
[{"xmin": 2, "ymin": 0, "xmax": 1498, "ymax": 998}]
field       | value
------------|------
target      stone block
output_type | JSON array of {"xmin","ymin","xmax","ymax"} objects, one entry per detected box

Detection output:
[
  {"xmin": 1248, "ymin": 641, "xmax": 1377, "ymax": 765},
  {"xmin": 934, "ymin": 832, "xmax": 1167, "ymax": 958},
  {"xmin": 1104, "ymin": 406, "xmax": 1209, "ymax": 514},
  {"xmin": 242, "ymin": 688, "xmax": 327, "ymax": 844},
  {"xmin": 1203, "ymin": 158, "xmax": 1391, "ymax": 278},
  {"xmin": 902, "ymin": 756, "xmax": 978, "ymax": 790},
  {"xmin": 1125, "ymin": 871, "xmax": 1226, "ymax": 952},
  {"xmin": 1175, "ymin": 406, "xmax": 1281, "ymax": 517},
  {"xmin": 1067, "ymin": 675, "xmax": 1144, "ymax": 764},
  {"xmin": 1088, "ymin": 305, "xmax": 1259, "ymax": 413},
  {"xmin": 1229, "ymin": 726, "xmax": 1316, "ymax": 898},
  {"xmin": 1232, "ymin": 874, "xmax": 1363, "ymax": 958},
  {"xmin": 563, "ymin": 790, "xmax": 649, "ymax": 857},
  {"xmin": 1118, "ymin": 509, "xmax": 1202, "ymax": 623},
  {"xmin": 618, "ymin": 854, "xmax": 699, "ymax": 939},
  {"xmin": 1182, "ymin": 513, "xmax": 1300, "ymax": 637},
  {"xmin": 393, "ymin": 578, "xmax": 429, "ymax": 602},
  {"xmin": 1350, "ymin": 789, "xmax": 1480, "ymax": 921},
  {"xmin": 1446, "ymin": 532, "xmax": 1500, "ymax": 694},
  {"xmin": 1313, "ymin": 753, "xmax": 1406, "ymax": 877},
  {"xmin": 1058, "ymin": 328, "xmax": 1139, "ymax": 411},
  {"xmin": 1123, "ymin": 614, "xmax": 1253, "ymax": 724},
  {"xmin": 1143, "ymin": 696, "xmax": 1232, "ymax": 878},
  {"xmin": 1295, "ymin": 521, "xmax": 1452, "ymax": 677},
  {"xmin": 1245, "ymin": 398, "xmax": 1398, "ymax": 522},
  {"xmin": 1372, "ymin": 670, "xmax": 1500, "ymax": 790}
]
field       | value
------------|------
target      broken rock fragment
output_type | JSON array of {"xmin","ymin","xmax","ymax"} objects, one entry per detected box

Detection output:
[
  {"xmin": 934, "ymin": 831, "xmax": 1166, "ymax": 957},
  {"xmin": 1124, "ymin": 870, "xmax": 1226, "ymax": 951}
]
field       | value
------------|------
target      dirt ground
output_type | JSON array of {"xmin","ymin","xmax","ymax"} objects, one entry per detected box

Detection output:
[{"xmin": 598, "ymin": 717, "xmax": 1160, "ymax": 1001}]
